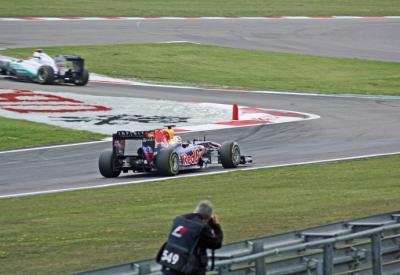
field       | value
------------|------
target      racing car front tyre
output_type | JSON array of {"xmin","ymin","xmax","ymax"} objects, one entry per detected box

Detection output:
[
  {"xmin": 0, "ymin": 61, "xmax": 8, "ymax": 75},
  {"xmin": 74, "ymin": 69, "xmax": 89, "ymax": 86},
  {"xmin": 37, "ymin": 66, "xmax": 54, "ymax": 85},
  {"xmin": 156, "ymin": 149, "xmax": 180, "ymax": 176},
  {"xmin": 99, "ymin": 150, "xmax": 121, "ymax": 178},
  {"xmin": 220, "ymin": 141, "xmax": 241, "ymax": 168}
]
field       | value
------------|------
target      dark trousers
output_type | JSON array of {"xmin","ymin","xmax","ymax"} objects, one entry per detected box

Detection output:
[{"xmin": 162, "ymin": 267, "xmax": 206, "ymax": 275}]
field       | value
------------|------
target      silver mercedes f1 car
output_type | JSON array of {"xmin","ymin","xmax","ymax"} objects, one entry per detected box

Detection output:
[{"xmin": 0, "ymin": 50, "xmax": 89, "ymax": 86}]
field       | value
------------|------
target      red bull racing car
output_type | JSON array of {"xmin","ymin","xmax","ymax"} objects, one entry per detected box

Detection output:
[{"xmin": 98, "ymin": 127, "xmax": 252, "ymax": 177}]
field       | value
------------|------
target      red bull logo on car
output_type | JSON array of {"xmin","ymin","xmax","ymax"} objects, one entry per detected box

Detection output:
[{"xmin": 181, "ymin": 148, "xmax": 203, "ymax": 166}]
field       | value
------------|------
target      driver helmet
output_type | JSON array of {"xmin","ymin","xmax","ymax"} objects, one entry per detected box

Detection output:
[
  {"xmin": 32, "ymin": 49, "xmax": 44, "ymax": 62},
  {"xmin": 166, "ymin": 128, "xmax": 174, "ymax": 139},
  {"xmin": 174, "ymin": 136, "xmax": 182, "ymax": 143}
]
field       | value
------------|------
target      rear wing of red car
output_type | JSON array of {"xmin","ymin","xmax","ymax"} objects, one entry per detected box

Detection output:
[
  {"xmin": 113, "ymin": 131, "xmax": 150, "ymax": 140},
  {"xmin": 112, "ymin": 131, "xmax": 155, "ymax": 157}
]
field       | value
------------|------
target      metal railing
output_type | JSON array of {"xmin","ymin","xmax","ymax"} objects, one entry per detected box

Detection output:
[
  {"xmin": 216, "ymin": 223, "xmax": 400, "ymax": 274},
  {"xmin": 76, "ymin": 211, "xmax": 400, "ymax": 275}
]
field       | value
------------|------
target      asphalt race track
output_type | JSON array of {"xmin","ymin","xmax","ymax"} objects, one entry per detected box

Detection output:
[
  {"xmin": 1, "ymin": 18, "xmax": 400, "ymax": 62},
  {"xmin": 0, "ymin": 18, "xmax": 400, "ymax": 197}
]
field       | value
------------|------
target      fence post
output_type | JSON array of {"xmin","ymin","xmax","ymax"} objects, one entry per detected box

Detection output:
[
  {"xmin": 253, "ymin": 241, "xmax": 266, "ymax": 274},
  {"xmin": 371, "ymin": 233, "xmax": 383, "ymax": 275},
  {"xmin": 323, "ymin": 243, "xmax": 334, "ymax": 275}
]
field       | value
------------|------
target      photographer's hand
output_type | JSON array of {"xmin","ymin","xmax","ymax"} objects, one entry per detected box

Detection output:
[{"xmin": 211, "ymin": 215, "xmax": 219, "ymax": 225}]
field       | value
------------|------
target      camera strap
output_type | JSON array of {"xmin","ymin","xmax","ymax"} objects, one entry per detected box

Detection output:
[{"xmin": 210, "ymin": 249, "xmax": 215, "ymax": 270}]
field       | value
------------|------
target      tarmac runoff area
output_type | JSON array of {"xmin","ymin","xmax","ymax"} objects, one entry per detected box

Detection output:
[{"xmin": 0, "ymin": 87, "xmax": 320, "ymax": 135}]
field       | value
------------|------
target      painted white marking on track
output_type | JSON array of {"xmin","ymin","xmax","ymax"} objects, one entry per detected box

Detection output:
[
  {"xmin": 0, "ymin": 139, "xmax": 111, "ymax": 155},
  {"xmin": 1, "ymin": 151, "xmax": 399, "ymax": 199},
  {"xmin": 0, "ymin": 16, "xmax": 400, "ymax": 21},
  {"xmin": 158, "ymin": 41, "xmax": 201, "ymax": 45}
]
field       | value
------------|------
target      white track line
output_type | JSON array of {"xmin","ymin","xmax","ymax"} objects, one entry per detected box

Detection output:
[
  {"xmin": 1, "ymin": 151, "xmax": 399, "ymax": 199},
  {"xmin": 0, "ymin": 139, "xmax": 111, "ymax": 155},
  {"xmin": 0, "ymin": 16, "xmax": 400, "ymax": 22}
]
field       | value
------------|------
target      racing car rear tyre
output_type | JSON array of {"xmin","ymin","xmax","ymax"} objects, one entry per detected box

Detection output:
[
  {"xmin": 220, "ymin": 141, "xmax": 241, "ymax": 168},
  {"xmin": 99, "ymin": 150, "xmax": 121, "ymax": 178},
  {"xmin": 74, "ymin": 69, "xmax": 89, "ymax": 86},
  {"xmin": 37, "ymin": 66, "xmax": 54, "ymax": 84},
  {"xmin": 156, "ymin": 149, "xmax": 180, "ymax": 176}
]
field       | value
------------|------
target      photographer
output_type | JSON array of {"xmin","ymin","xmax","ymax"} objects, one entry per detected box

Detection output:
[{"xmin": 157, "ymin": 200, "xmax": 223, "ymax": 275}]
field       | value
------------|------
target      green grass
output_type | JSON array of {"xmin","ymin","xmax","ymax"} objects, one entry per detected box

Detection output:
[
  {"xmin": 0, "ymin": 155, "xmax": 399, "ymax": 274},
  {"xmin": 0, "ymin": 117, "xmax": 106, "ymax": 150},
  {"xmin": 0, "ymin": 0, "xmax": 399, "ymax": 17},
  {"xmin": 3, "ymin": 44, "xmax": 400, "ymax": 96}
]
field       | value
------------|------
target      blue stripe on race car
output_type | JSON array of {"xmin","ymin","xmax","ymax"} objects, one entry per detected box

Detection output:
[{"xmin": 9, "ymin": 63, "xmax": 37, "ymax": 77}]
